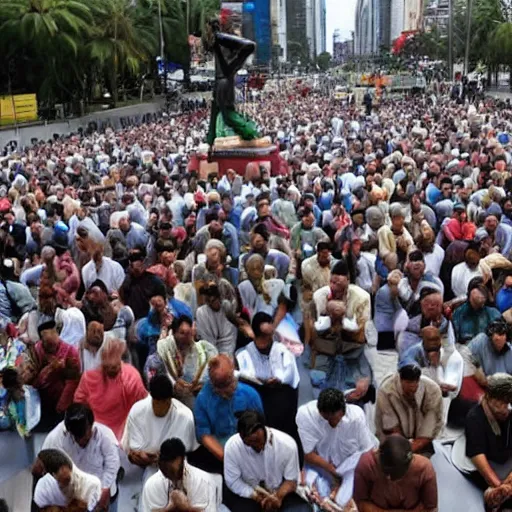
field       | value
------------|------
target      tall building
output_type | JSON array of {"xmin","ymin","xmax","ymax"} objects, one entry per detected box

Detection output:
[
  {"xmin": 253, "ymin": 0, "xmax": 272, "ymax": 65},
  {"xmin": 271, "ymin": 0, "xmax": 288, "ymax": 64},
  {"xmin": 424, "ymin": 0, "xmax": 449, "ymax": 32},
  {"xmin": 286, "ymin": 0, "xmax": 325, "ymax": 63},
  {"xmin": 286, "ymin": 0, "xmax": 308, "ymax": 63},
  {"xmin": 315, "ymin": 0, "xmax": 327, "ymax": 55},
  {"xmin": 306, "ymin": 0, "xmax": 316, "ymax": 59},
  {"xmin": 333, "ymin": 39, "xmax": 354, "ymax": 64},
  {"xmin": 390, "ymin": 0, "xmax": 405, "ymax": 43},
  {"xmin": 355, "ymin": 0, "xmax": 379, "ymax": 55},
  {"xmin": 379, "ymin": 0, "xmax": 392, "ymax": 48},
  {"xmin": 389, "ymin": 0, "xmax": 425, "ymax": 42}
]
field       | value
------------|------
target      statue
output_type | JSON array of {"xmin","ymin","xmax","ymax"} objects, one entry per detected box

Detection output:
[{"xmin": 204, "ymin": 18, "xmax": 261, "ymax": 147}]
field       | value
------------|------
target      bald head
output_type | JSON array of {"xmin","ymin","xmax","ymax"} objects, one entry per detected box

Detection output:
[
  {"xmin": 208, "ymin": 354, "xmax": 236, "ymax": 398},
  {"xmin": 209, "ymin": 354, "xmax": 234, "ymax": 382},
  {"xmin": 421, "ymin": 326, "xmax": 441, "ymax": 352}
]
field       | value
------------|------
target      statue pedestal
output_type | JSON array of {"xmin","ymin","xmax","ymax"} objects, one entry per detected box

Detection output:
[{"xmin": 210, "ymin": 136, "xmax": 287, "ymax": 177}]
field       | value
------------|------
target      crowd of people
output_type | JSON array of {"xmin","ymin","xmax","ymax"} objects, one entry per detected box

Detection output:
[{"xmin": 1, "ymin": 82, "xmax": 512, "ymax": 511}]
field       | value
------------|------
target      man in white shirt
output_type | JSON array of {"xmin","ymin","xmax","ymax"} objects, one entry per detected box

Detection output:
[
  {"xmin": 196, "ymin": 281, "xmax": 238, "ymax": 355},
  {"xmin": 141, "ymin": 438, "xmax": 223, "ymax": 512},
  {"xmin": 224, "ymin": 410, "xmax": 311, "ymax": 511},
  {"xmin": 41, "ymin": 403, "xmax": 120, "ymax": 512},
  {"xmin": 81, "ymin": 241, "xmax": 126, "ymax": 294},
  {"xmin": 80, "ymin": 321, "xmax": 105, "ymax": 372},
  {"xmin": 296, "ymin": 388, "xmax": 377, "ymax": 510},
  {"xmin": 236, "ymin": 312, "xmax": 300, "ymax": 445},
  {"xmin": 313, "ymin": 260, "xmax": 371, "ymax": 345},
  {"xmin": 122, "ymin": 374, "xmax": 198, "ymax": 482},
  {"xmin": 451, "ymin": 242, "xmax": 486, "ymax": 298},
  {"xmin": 33, "ymin": 448, "xmax": 101, "ymax": 512}
]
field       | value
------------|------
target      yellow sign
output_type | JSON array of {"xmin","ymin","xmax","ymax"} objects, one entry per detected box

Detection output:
[{"xmin": 0, "ymin": 94, "xmax": 38, "ymax": 125}]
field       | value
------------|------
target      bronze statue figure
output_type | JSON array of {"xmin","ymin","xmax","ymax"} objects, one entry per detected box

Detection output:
[{"xmin": 205, "ymin": 19, "xmax": 260, "ymax": 146}]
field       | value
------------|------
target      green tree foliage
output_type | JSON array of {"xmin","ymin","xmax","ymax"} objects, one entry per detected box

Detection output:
[
  {"xmin": 0, "ymin": 0, "xmax": 220, "ymax": 113},
  {"xmin": 316, "ymin": 52, "xmax": 332, "ymax": 71}
]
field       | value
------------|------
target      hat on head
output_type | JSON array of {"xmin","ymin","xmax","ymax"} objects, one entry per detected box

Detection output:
[{"xmin": 51, "ymin": 230, "xmax": 69, "ymax": 251}]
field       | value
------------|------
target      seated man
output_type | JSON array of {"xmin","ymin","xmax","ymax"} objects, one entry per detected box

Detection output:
[
  {"xmin": 196, "ymin": 280, "xmax": 238, "ymax": 355},
  {"xmin": 41, "ymin": 404, "xmax": 120, "ymax": 512},
  {"xmin": 236, "ymin": 312, "xmax": 300, "ymax": 441},
  {"xmin": 33, "ymin": 449, "xmax": 101, "ymax": 512},
  {"xmin": 375, "ymin": 364, "xmax": 443, "ymax": 454},
  {"xmin": 28, "ymin": 320, "xmax": 81, "ymax": 428},
  {"xmin": 354, "ymin": 435, "xmax": 438, "ymax": 512},
  {"xmin": 79, "ymin": 321, "xmax": 105, "ymax": 373},
  {"xmin": 122, "ymin": 374, "xmax": 198, "ymax": 481},
  {"xmin": 313, "ymin": 259, "xmax": 371, "ymax": 345},
  {"xmin": 452, "ymin": 280, "xmax": 501, "ymax": 345},
  {"xmin": 296, "ymin": 389, "xmax": 377, "ymax": 510},
  {"xmin": 454, "ymin": 374, "xmax": 512, "ymax": 512},
  {"xmin": 191, "ymin": 354, "xmax": 263, "ymax": 473},
  {"xmin": 240, "ymin": 223, "xmax": 291, "ymax": 282},
  {"xmin": 301, "ymin": 241, "xmax": 334, "ymax": 294},
  {"xmin": 396, "ymin": 250, "xmax": 444, "ymax": 318},
  {"xmin": 400, "ymin": 326, "xmax": 464, "ymax": 424},
  {"xmin": 144, "ymin": 315, "xmax": 218, "ymax": 409},
  {"xmin": 224, "ymin": 410, "xmax": 311, "ymax": 512},
  {"xmin": 398, "ymin": 288, "xmax": 456, "ymax": 355},
  {"xmin": 451, "ymin": 242, "xmax": 486, "ymax": 299},
  {"xmin": 469, "ymin": 320, "xmax": 512, "ymax": 381},
  {"xmin": 74, "ymin": 338, "xmax": 147, "ymax": 440},
  {"xmin": 141, "ymin": 438, "xmax": 222, "ymax": 512},
  {"xmin": 313, "ymin": 301, "xmax": 374, "ymax": 405}
]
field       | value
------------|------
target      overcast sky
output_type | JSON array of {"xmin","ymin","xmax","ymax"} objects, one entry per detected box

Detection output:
[{"xmin": 326, "ymin": 0, "xmax": 357, "ymax": 52}]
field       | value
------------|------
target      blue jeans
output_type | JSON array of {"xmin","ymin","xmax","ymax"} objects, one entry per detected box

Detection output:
[{"xmin": 108, "ymin": 494, "xmax": 119, "ymax": 512}]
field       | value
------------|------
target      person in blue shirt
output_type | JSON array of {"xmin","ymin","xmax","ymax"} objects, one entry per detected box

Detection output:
[
  {"xmin": 190, "ymin": 354, "xmax": 263, "ymax": 473},
  {"xmin": 221, "ymin": 193, "xmax": 242, "ymax": 231},
  {"xmin": 469, "ymin": 320, "xmax": 512, "ymax": 378}
]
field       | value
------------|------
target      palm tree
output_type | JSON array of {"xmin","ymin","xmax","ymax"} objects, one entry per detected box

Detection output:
[
  {"xmin": 0, "ymin": 0, "xmax": 93, "ymax": 109},
  {"xmin": 86, "ymin": 0, "xmax": 157, "ymax": 105},
  {"xmin": 490, "ymin": 21, "xmax": 512, "ymax": 88},
  {"xmin": 470, "ymin": 0, "xmax": 505, "ymax": 83},
  {"xmin": 139, "ymin": 0, "xmax": 219, "ymax": 85}
]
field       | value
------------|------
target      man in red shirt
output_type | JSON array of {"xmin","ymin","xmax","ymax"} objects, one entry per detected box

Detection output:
[
  {"xmin": 354, "ymin": 435, "xmax": 438, "ymax": 512},
  {"xmin": 30, "ymin": 321, "xmax": 81, "ymax": 428}
]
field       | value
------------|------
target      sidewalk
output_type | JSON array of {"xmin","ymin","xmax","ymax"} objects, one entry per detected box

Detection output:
[{"xmin": 486, "ymin": 87, "xmax": 512, "ymax": 100}]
